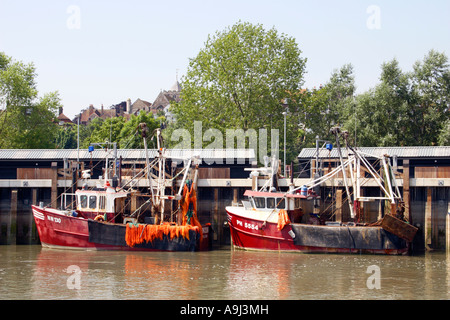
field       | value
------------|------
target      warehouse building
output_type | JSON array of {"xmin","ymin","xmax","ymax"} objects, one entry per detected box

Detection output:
[
  {"xmin": 0, "ymin": 148, "xmax": 256, "ymax": 245},
  {"xmin": 0, "ymin": 146, "xmax": 449, "ymax": 251}
]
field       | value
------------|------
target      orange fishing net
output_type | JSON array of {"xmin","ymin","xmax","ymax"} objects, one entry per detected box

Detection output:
[
  {"xmin": 125, "ymin": 181, "xmax": 203, "ymax": 248},
  {"xmin": 125, "ymin": 223, "xmax": 199, "ymax": 247},
  {"xmin": 180, "ymin": 183, "xmax": 203, "ymax": 239},
  {"xmin": 277, "ymin": 209, "xmax": 291, "ymax": 231}
]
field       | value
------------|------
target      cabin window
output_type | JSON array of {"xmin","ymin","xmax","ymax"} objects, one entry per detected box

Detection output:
[
  {"xmin": 277, "ymin": 198, "xmax": 285, "ymax": 209},
  {"xmin": 254, "ymin": 197, "xmax": 265, "ymax": 209},
  {"xmin": 80, "ymin": 195, "xmax": 87, "ymax": 208},
  {"xmin": 267, "ymin": 198, "xmax": 275, "ymax": 209},
  {"xmin": 89, "ymin": 195, "xmax": 97, "ymax": 209},
  {"xmin": 242, "ymin": 200, "xmax": 252, "ymax": 210},
  {"xmin": 99, "ymin": 195, "xmax": 106, "ymax": 210}
]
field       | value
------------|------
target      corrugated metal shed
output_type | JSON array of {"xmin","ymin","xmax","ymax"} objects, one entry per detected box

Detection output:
[
  {"xmin": 0, "ymin": 149, "xmax": 256, "ymax": 161},
  {"xmin": 298, "ymin": 146, "xmax": 450, "ymax": 159}
]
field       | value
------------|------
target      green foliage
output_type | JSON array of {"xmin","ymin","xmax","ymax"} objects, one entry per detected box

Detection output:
[
  {"xmin": 79, "ymin": 111, "xmax": 160, "ymax": 149},
  {"xmin": 0, "ymin": 52, "xmax": 60, "ymax": 148},
  {"xmin": 291, "ymin": 50, "xmax": 449, "ymax": 149},
  {"xmin": 438, "ymin": 119, "xmax": 450, "ymax": 145},
  {"xmin": 171, "ymin": 21, "xmax": 306, "ymax": 141},
  {"xmin": 342, "ymin": 59, "xmax": 408, "ymax": 146},
  {"xmin": 170, "ymin": 21, "xmax": 307, "ymax": 165},
  {"xmin": 3, "ymin": 35, "xmax": 449, "ymax": 154},
  {"xmin": 342, "ymin": 51, "xmax": 450, "ymax": 147},
  {"xmin": 169, "ymin": 21, "xmax": 450, "ymax": 163},
  {"xmin": 117, "ymin": 111, "xmax": 160, "ymax": 149},
  {"xmin": 55, "ymin": 123, "xmax": 78, "ymax": 149},
  {"xmin": 290, "ymin": 64, "xmax": 356, "ymax": 148},
  {"xmin": 408, "ymin": 50, "xmax": 450, "ymax": 145},
  {"xmin": 81, "ymin": 116, "xmax": 125, "ymax": 148}
]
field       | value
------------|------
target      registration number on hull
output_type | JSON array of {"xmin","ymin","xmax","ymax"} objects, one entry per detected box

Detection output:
[
  {"xmin": 47, "ymin": 216, "xmax": 61, "ymax": 223},
  {"xmin": 236, "ymin": 219, "xmax": 259, "ymax": 231}
]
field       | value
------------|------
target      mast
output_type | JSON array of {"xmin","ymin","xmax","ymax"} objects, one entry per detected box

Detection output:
[
  {"xmin": 89, "ymin": 141, "xmax": 117, "ymax": 188},
  {"xmin": 331, "ymin": 127, "xmax": 355, "ymax": 218},
  {"xmin": 139, "ymin": 123, "xmax": 154, "ymax": 203},
  {"xmin": 156, "ymin": 128, "xmax": 165, "ymax": 224}
]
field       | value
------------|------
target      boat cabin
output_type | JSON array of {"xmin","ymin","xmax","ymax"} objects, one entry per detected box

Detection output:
[
  {"xmin": 74, "ymin": 186, "xmax": 129, "ymax": 220},
  {"xmin": 242, "ymin": 190, "xmax": 306, "ymax": 222}
]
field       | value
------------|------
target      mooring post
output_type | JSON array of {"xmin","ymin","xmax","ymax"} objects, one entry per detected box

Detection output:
[
  {"xmin": 214, "ymin": 188, "xmax": 219, "ymax": 242},
  {"xmin": 10, "ymin": 189, "xmax": 18, "ymax": 245},
  {"xmin": 425, "ymin": 187, "xmax": 433, "ymax": 250},
  {"xmin": 232, "ymin": 188, "xmax": 238, "ymax": 207},
  {"xmin": 403, "ymin": 160, "xmax": 411, "ymax": 223},
  {"xmin": 446, "ymin": 202, "xmax": 450, "ymax": 253},
  {"xmin": 51, "ymin": 162, "xmax": 58, "ymax": 209},
  {"xmin": 336, "ymin": 189, "xmax": 343, "ymax": 223},
  {"xmin": 30, "ymin": 188, "xmax": 38, "ymax": 244}
]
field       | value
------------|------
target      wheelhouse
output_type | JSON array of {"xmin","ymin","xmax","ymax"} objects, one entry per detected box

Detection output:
[
  {"xmin": 243, "ymin": 190, "xmax": 306, "ymax": 211},
  {"xmin": 74, "ymin": 187, "xmax": 129, "ymax": 218}
]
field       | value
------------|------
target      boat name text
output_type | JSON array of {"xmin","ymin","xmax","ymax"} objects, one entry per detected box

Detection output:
[
  {"xmin": 236, "ymin": 219, "xmax": 259, "ymax": 231},
  {"xmin": 47, "ymin": 216, "xmax": 61, "ymax": 223}
]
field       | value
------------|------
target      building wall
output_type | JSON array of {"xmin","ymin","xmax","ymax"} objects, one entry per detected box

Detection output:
[{"xmin": 409, "ymin": 187, "xmax": 450, "ymax": 250}]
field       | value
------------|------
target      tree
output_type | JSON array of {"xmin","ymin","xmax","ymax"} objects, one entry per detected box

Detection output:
[
  {"xmin": 170, "ymin": 21, "xmax": 307, "ymax": 162},
  {"xmin": 438, "ymin": 119, "xmax": 450, "ymax": 145},
  {"xmin": 81, "ymin": 116, "xmax": 125, "ymax": 148},
  {"xmin": 0, "ymin": 52, "xmax": 60, "ymax": 148},
  {"xmin": 55, "ymin": 123, "xmax": 78, "ymax": 149},
  {"xmin": 117, "ymin": 111, "xmax": 160, "ymax": 149},
  {"xmin": 408, "ymin": 50, "xmax": 450, "ymax": 145},
  {"xmin": 320, "ymin": 64, "xmax": 356, "ymax": 143},
  {"xmin": 344, "ymin": 59, "xmax": 410, "ymax": 147},
  {"xmin": 290, "ymin": 64, "xmax": 356, "ymax": 148},
  {"xmin": 79, "ymin": 111, "xmax": 160, "ymax": 149},
  {"xmin": 345, "ymin": 51, "xmax": 450, "ymax": 147}
]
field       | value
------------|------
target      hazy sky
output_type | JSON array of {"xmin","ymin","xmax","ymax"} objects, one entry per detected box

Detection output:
[{"xmin": 1, "ymin": 0, "xmax": 449, "ymax": 119}]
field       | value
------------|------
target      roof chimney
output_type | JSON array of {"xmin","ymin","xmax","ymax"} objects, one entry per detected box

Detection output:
[{"xmin": 126, "ymin": 98, "xmax": 131, "ymax": 114}]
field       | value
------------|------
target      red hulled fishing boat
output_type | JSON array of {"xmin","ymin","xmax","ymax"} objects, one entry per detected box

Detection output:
[
  {"xmin": 226, "ymin": 127, "xmax": 418, "ymax": 255},
  {"xmin": 32, "ymin": 125, "xmax": 210, "ymax": 251}
]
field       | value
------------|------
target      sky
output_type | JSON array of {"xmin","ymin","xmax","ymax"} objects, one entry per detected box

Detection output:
[{"xmin": 1, "ymin": 0, "xmax": 449, "ymax": 119}]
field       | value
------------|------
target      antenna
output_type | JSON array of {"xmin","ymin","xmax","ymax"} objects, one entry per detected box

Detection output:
[{"xmin": 354, "ymin": 96, "xmax": 357, "ymax": 147}]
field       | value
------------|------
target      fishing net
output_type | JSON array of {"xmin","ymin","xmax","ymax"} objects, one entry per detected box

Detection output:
[
  {"xmin": 125, "ymin": 181, "xmax": 202, "ymax": 248},
  {"xmin": 125, "ymin": 223, "xmax": 199, "ymax": 247}
]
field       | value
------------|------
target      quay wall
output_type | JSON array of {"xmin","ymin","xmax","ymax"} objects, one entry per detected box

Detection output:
[{"xmin": 0, "ymin": 178, "xmax": 449, "ymax": 252}]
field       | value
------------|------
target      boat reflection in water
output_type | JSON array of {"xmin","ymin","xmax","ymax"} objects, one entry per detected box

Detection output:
[{"xmin": 24, "ymin": 246, "xmax": 450, "ymax": 300}]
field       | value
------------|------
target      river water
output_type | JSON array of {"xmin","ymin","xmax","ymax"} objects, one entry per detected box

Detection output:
[{"xmin": 0, "ymin": 245, "xmax": 449, "ymax": 301}]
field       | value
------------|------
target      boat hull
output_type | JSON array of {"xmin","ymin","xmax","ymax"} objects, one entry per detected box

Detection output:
[
  {"xmin": 32, "ymin": 205, "xmax": 210, "ymax": 251},
  {"xmin": 88, "ymin": 220, "xmax": 201, "ymax": 252},
  {"xmin": 32, "ymin": 205, "xmax": 99, "ymax": 250},
  {"xmin": 226, "ymin": 207, "xmax": 409, "ymax": 255}
]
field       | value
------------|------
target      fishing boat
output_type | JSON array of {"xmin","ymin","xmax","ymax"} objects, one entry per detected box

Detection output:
[
  {"xmin": 32, "ymin": 125, "xmax": 210, "ymax": 251},
  {"xmin": 226, "ymin": 127, "xmax": 418, "ymax": 255}
]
